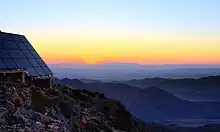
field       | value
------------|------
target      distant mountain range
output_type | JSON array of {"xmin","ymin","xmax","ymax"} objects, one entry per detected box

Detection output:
[
  {"xmin": 125, "ymin": 76, "xmax": 220, "ymax": 101},
  {"xmin": 55, "ymin": 76, "xmax": 220, "ymax": 125},
  {"xmin": 49, "ymin": 63, "xmax": 220, "ymax": 81}
]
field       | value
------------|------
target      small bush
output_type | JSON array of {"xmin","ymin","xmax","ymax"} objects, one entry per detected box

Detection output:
[{"xmin": 32, "ymin": 88, "xmax": 50, "ymax": 114}]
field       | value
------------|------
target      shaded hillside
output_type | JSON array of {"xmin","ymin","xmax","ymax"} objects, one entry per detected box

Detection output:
[
  {"xmin": 0, "ymin": 81, "xmax": 167, "ymax": 132},
  {"xmin": 126, "ymin": 76, "xmax": 220, "ymax": 88},
  {"xmin": 55, "ymin": 78, "xmax": 220, "ymax": 122},
  {"xmin": 125, "ymin": 76, "xmax": 220, "ymax": 101}
]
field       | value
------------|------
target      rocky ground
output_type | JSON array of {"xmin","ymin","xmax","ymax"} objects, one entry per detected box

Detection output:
[{"xmin": 0, "ymin": 81, "xmax": 172, "ymax": 132}]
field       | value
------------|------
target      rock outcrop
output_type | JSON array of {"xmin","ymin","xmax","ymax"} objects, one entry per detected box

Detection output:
[{"xmin": 0, "ymin": 81, "xmax": 171, "ymax": 132}]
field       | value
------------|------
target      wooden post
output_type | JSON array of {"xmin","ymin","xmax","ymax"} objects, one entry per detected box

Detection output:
[
  {"xmin": 49, "ymin": 77, "xmax": 52, "ymax": 88},
  {"xmin": 21, "ymin": 72, "xmax": 25, "ymax": 84},
  {"xmin": 3, "ymin": 72, "xmax": 6, "ymax": 83}
]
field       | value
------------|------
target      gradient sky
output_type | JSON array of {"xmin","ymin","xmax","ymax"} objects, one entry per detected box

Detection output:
[{"xmin": 1, "ymin": 0, "xmax": 220, "ymax": 64}]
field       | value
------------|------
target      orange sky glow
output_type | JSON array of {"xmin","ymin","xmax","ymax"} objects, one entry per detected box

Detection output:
[{"xmin": 26, "ymin": 29, "xmax": 220, "ymax": 64}]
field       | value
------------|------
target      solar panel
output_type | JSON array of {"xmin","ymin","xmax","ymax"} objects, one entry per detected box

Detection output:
[
  {"xmin": 28, "ymin": 59, "xmax": 40, "ymax": 67},
  {"xmin": 42, "ymin": 66, "xmax": 53, "ymax": 75},
  {"xmin": 0, "ymin": 60, "xmax": 7, "ymax": 69},
  {"xmin": 19, "ymin": 35, "xmax": 28, "ymax": 42},
  {"xmin": 24, "ymin": 42, "xmax": 35, "ymax": 50},
  {"xmin": 3, "ymin": 41, "xmax": 19, "ymax": 49},
  {"xmin": 30, "ymin": 51, "xmax": 40, "ymax": 58},
  {"xmin": 35, "ymin": 67, "xmax": 45, "ymax": 76},
  {"xmin": 36, "ymin": 58, "xmax": 46, "ymax": 66},
  {"xmin": 0, "ymin": 49, "xmax": 10, "ymax": 58},
  {"xmin": 23, "ymin": 51, "xmax": 34, "ymax": 58},
  {"xmin": 0, "ymin": 40, "xmax": 3, "ymax": 48},
  {"xmin": 16, "ymin": 41, "xmax": 28, "ymax": 50},
  {"xmin": 3, "ymin": 59, "xmax": 18, "ymax": 69},
  {"xmin": 10, "ymin": 34, "xmax": 19, "ymax": 41},
  {"xmin": 0, "ymin": 32, "xmax": 2, "ymax": 40},
  {"xmin": 0, "ymin": 32, "xmax": 53, "ymax": 77},
  {"xmin": 1, "ymin": 33, "xmax": 12, "ymax": 40},
  {"xmin": 14, "ymin": 59, "xmax": 31, "ymax": 68},
  {"xmin": 27, "ymin": 67, "xmax": 39, "ymax": 76},
  {"xmin": 7, "ymin": 50, "xmax": 25, "ymax": 58}
]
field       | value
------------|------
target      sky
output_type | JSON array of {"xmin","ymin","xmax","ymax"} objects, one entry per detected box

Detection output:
[{"xmin": 1, "ymin": 0, "xmax": 220, "ymax": 64}]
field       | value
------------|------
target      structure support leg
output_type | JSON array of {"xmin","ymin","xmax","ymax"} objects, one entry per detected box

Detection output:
[{"xmin": 21, "ymin": 72, "xmax": 25, "ymax": 84}]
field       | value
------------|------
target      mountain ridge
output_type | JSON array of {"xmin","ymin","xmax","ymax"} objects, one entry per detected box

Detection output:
[
  {"xmin": 125, "ymin": 75, "xmax": 220, "ymax": 101},
  {"xmin": 55, "ymin": 76, "xmax": 220, "ymax": 123}
]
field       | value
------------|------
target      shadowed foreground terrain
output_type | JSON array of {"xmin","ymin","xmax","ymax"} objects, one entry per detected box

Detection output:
[
  {"xmin": 0, "ymin": 81, "xmax": 173, "ymax": 132},
  {"xmin": 1, "ymin": 81, "xmax": 220, "ymax": 132}
]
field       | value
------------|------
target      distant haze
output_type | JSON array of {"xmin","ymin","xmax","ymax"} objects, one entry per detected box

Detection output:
[{"xmin": 49, "ymin": 63, "xmax": 220, "ymax": 81}]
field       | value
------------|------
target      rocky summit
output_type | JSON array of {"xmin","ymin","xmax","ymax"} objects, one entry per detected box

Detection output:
[{"xmin": 0, "ymin": 81, "xmax": 171, "ymax": 132}]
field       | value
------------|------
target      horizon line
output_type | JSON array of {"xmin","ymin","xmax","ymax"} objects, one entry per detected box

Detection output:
[{"xmin": 47, "ymin": 62, "xmax": 220, "ymax": 66}]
